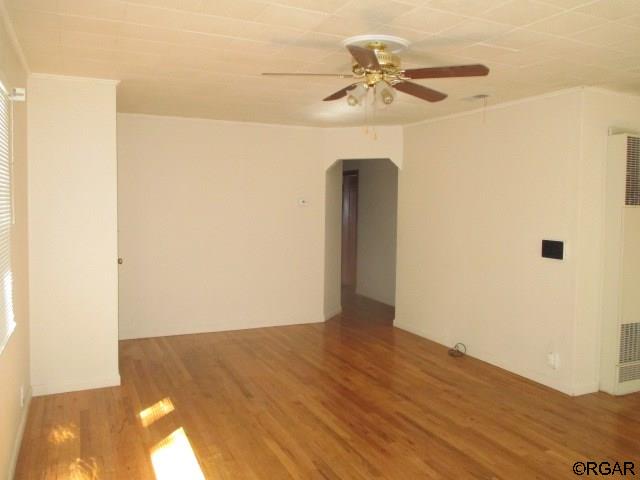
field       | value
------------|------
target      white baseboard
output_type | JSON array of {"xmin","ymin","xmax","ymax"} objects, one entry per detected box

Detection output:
[
  {"xmin": 119, "ymin": 318, "xmax": 322, "ymax": 341},
  {"xmin": 599, "ymin": 377, "xmax": 640, "ymax": 396},
  {"xmin": 394, "ymin": 321, "xmax": 586, "ymax": 397},
  {"xmin": 571, "ymin": 382, "xmax": 600, "ymax": 396},
  {"xmin": 31, "ymin": 374, "xmax": 121, "ymax": 397},
  {"xmin": 7, "ymin": 385, "xmax": 32, "ymax": 480},
  {"xmin": 394, "ymin": 321, "xmax": 433, "ymax": 340}
]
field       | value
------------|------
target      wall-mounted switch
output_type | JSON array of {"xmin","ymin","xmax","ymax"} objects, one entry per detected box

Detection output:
[
  {"xmin": 9, "ymin": 88, "xmax": 26, "ymax": 102},
  {"xmin": 542, "ymin": 240, "xmax": 563, "ymax": 260}
]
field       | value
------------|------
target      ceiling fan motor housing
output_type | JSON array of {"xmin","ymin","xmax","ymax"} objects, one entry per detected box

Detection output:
[
  {"xmin": 352, "ymin": 42, "xmax": 401, "ymax": 79},
  {"xmin": 370, "ymin": 43, "xmax": 401, "ymax": 69}
]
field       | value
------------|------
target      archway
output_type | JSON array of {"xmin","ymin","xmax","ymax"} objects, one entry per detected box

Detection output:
[{"xmin": 323, "ymin": 158, "xmax": 400, "ymax": 321}]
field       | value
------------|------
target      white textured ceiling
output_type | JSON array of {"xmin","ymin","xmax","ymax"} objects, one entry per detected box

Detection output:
[{"xmin": 5, "ymin": 0, "xmax": 640, "ymax": 126}]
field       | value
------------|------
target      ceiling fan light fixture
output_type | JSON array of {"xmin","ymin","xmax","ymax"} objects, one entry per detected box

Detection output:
[
  {"xmin": 346, "ymin": 83, "xmax": 369, "ymax": 106},
  {"xmin": 380, "ymin": 88, "xmax": 394, "ymax": 105}
]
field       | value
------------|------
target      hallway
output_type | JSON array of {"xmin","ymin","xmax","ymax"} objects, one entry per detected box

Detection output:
[{"xmin": 340, "ymin": 287, "xmax": 395, "ymax": 326}]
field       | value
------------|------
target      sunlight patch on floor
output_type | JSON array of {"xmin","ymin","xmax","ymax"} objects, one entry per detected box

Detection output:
[
  {"xmin": 65, "ymin": 457, "xmax": 99, "ymax": 480},
  {"xmin": 139, "ymin": 397, "xmax": 175, "ymax": 428},
  {"xmin": 150, "ymin": 427, "xmax": 205, "ymax": 480},
  {"xmin": 48, "ymin": 423, "xmax": 77, "ymax": 445}
]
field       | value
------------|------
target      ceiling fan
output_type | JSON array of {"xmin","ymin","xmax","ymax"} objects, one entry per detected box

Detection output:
[{"xmin": 262, "ymin": 35, "xmax": 489, "ymax": 106}]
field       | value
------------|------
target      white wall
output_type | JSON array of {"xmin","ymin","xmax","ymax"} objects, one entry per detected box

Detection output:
[
  {"xmin": 0, "ymin": 10, "xmax": 30, "ymax": 479},
  {"xmin": 28, "ymin": 74, "xmax": 119, "ymax": 396},
  {"xmin": 118, "ymin": 116, "xmax": 404, "ymax": 337},
  {"xmin": 323, "ymin": 126, "xmax": 403, "ymax": 169},
  {"xmin": 343, "ymin": 159, "xmax": 398, "ymax": 306},
  {"xmin": 118, "ymin": 114, "xmax": 327, "ymax": 339},
  {"xmin": 397, "ymin": 90, "xmax": 585, "ymax": 395}
]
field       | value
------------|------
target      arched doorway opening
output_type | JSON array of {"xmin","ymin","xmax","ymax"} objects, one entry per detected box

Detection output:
[{"xmin": 324, "ymin": 158, "xmax": 399, "ymax": 323}]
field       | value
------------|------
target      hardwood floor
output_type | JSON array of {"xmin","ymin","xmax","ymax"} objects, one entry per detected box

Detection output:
[{"xmin": 15, "ymin": 295, "xmax": 640, "ymax": 479}]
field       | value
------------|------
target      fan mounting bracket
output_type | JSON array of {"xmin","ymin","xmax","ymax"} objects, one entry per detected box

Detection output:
[{"xmin": 342, "ymin": 35, "xmax": 410, "ymax": 54}]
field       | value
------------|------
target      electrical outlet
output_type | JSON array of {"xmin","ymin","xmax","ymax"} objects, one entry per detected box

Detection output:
[
  {"xmin": 547, "ymin": 352, "xmax": 560, "ymax": 370},
  {"xmin": 20, "ymin": 385, "xmax": 24, "ymax": 407}
]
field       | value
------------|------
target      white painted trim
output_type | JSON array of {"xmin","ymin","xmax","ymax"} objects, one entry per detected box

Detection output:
[
  {"xmin": 570, "ymin": 88, "xmax": 586, "ymax": 398},
  {"xmin": 404, "ymin": 87, "xmax": 587, "ymax": 128},
  {"xmin": 402, "ymin": 87, "xmax": 639, "ymax": 130},
  {"xmin": 119, "ymin": 319, "xmax": 324, "ymax": 341},
  {"xmin": 611, "ymin": 378, "xmax": 640, "ymax": 396},
  {"xmin": 394, "ymin": 321, "xmax": 442, "ymax": 344},
  {"xmin": 7, "ymin": 385, "xmax": 31, "ymax": 480},
  {"xmin": 118, "ymin": 111, "xmax": 403, "ymax": 130},
  {"xmin": 31, "ymin": 375, "xmax": 121, "ymax": 397},
  {"xmin": 29, "ymin": 73, "xmax": 120, "ymax": 86},
  {"xmin": 0, "ymin": 0, "xmax": 29, "ymax": 74},
  {"xmin": 119, "ymin": 111, "xmax": 327, "ymax": 131},
  {"xmin": 571, "ymin": 382, "xmax": 600, "ymax": 397},
  {"xmin": 326, "ymin": 155, "xmax": 402, "ymax": 171},
  {"xmin": 584, "ymin": 86, "xmax": 640, "ymax": 100},
  {"xmin": 394, "ymin": 321, "xmax": 577, "ymax": 396}
]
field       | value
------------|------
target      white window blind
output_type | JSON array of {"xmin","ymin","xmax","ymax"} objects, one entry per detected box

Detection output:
[{"xmin": 0, "ymin": 85, "xmax": 15, "ymax": 355}]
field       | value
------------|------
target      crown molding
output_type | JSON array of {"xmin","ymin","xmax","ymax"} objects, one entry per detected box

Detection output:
[
  {"xmin": 29, "ymin": 73, "xmax": 121, "ymax": 85},
  {"xmin": 0, "ymin": 0, "xmax": 29, "ymax": 73}
]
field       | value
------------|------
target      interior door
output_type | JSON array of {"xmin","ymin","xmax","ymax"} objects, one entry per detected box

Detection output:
[{"xmin": 341, "ymin": 170, "xmax": 358, "ymax": 291}]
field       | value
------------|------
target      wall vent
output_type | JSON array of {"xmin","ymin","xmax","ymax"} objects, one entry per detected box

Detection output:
[
  {"xmin": 619, "ymin": 363, "xmax": 640, "ymax": 383},
  {"xmin": 618, "ymin": 322, "xmax": 640, "ymax": 383},
  {"xmin": 619, "ymin": 322, "xmax": 640, "ymax": 364},
  {"xmin": 626, "ymin": 136, "xmax": 640, "ymax": 206},
  {"xmin": 603, "ymin": 134, "xmax": 640, "ymax": 394}
]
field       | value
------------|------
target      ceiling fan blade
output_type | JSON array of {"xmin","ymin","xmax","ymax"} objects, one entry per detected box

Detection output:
[
  {"xmin": 346, "ymin": 45, "xmax": 380, "ymax": 71},
  {"xmin": 392, "ymin": 81, "xmax": 447, "ymax": 102},
  {"xmin": 262, "ymin": 72, "xmax": 352, "ymax": 78},
  {"xmin": 323, "ymin": 83, "xmax": 360, "ymax": 101},
  {"xmin": 403, "ymin": 64, "xmax": 489, "ymax": 79}
]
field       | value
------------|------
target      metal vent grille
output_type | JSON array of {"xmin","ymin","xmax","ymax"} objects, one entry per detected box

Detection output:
[
  {"xmin": 626, "ymin": 136, "xmax": 640, "ymax": 206},
  {"xmin": 619, "ymin": 323, "xmax": 640, "ymax": 364},
  {"xmin": 619, "ymin": 363, "xmax": 640, "ymax": 383}
]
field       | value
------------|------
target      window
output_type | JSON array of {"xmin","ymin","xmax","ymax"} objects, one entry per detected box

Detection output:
[{"xmin": 0, "ymin": 82, "xmax": 15, "ymax": 355}]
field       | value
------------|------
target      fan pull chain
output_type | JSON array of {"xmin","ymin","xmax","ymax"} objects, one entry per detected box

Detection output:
[
  {"xmin": 371, "ymin": 85, "xmax": 378, "ymax": 140},
  {"xmin": 363, "ymin": 86, "xmax": 369, "ymax": 135},
  {"xmin": 361, "ymin": 85, "xmax": 378, "ymax": 140},
  {"xmin": 483, "ymin": 95, "xmax": 488, "ymax": 123}
]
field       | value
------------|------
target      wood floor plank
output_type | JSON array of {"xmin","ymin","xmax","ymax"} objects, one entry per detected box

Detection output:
[{"xmin": 14, "ymin": 295, "xmax": 640, "ymax": 479}]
